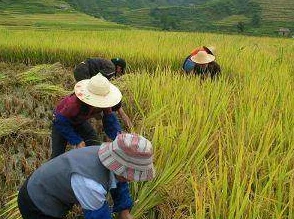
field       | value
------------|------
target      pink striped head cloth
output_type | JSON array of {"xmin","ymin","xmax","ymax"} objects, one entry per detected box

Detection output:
[{"xmin": 98, "ymin": 133, "xmax": 155, "ymax": 181}]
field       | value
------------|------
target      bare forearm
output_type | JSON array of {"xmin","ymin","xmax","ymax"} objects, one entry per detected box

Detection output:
[{"xmin": 118, "ymin": 108, "xmax": 133, "ymax": 130}]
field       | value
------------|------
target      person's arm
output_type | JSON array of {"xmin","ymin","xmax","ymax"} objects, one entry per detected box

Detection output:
[
  {"xmin": 117, "ymin": 210, "xmax": 133, "ymax": 219},
  {"xmin": 102, "ymin": 116, "xmax": 134, "ymax": 218},
  {"xmin": 83, "ymin": 202, "xmax": 112, "ymax": 219},
  {"xmin": 117, "ymin": 107, "xmax": 133, "ymax": 130},
  {"xmin": 71, "ymin": 174, "xmax": 112, "ymax": 219},
  {"xmin": 102, "ymin": 110, "xmax": 122, "ymax": 140},
  {"xmin": 53, "ymin": 113, "xmax": 84, "ymax": 146},
  {"xmin": 110, "ymin": 182, "xmax": 133, "ymax": 218}
]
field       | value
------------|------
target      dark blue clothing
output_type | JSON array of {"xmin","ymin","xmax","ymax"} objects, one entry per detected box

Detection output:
[
  {"xmin": 53, "ymin": 113, "xmax": 83, "ymax": 145},
  {"xmin": 51, "ymin": 112, "xmax": 121, "ymax": 159},
  {"xmin": 83, "ymin": 202, "xmax": 112, "ymax": 219},
  {"xmin": 110, "ymin": 182, "xmax": 133, "ymax": 213},
  {"xmin": 182, "ymin": 55, "xmax": 195, "ymax": 73},
  {"xmin": 51, "ymin": 93, "xmax": 123, "ymax": 158},
  {"xmin": 83, "ymin": 182, "xmax": 133, "ymax": 219},
  {"xmin": 53, "ymin": 112, "xmax": 121, "ymax": 146},
  {"xmin": 52, "ymin": 94, "xmax": 122, "ymax": 146}
]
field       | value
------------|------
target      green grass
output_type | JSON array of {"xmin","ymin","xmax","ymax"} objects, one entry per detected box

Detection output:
[{"xmin": 0, "ymin": 12, "xmax": 129, "ymax": 31}]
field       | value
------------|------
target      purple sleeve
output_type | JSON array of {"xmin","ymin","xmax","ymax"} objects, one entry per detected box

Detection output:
[{"xmin": 53, "ymin": 113, "xmax": 83, "ymax": 145}]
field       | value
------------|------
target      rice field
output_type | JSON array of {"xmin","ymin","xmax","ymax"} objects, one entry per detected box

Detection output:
[{"xmin": 0, "ymin": 28, "xmax": 293, "ymax": 219}]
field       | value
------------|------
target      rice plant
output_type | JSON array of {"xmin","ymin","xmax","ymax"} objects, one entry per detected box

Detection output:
[{"xmin": 0, "ymin": 28, "xmax": 293, "ymax": 218}]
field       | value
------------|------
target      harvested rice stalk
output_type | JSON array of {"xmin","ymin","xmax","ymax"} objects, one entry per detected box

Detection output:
[
  {"xmin": 0, "ymin": 116, "xmax": 32, "ymax": 137},
  {"xmin": 16, "ymin": 63, "xmax": 65, "ymax": 85},
  {"xmin": 0, "ymin": 192, "xmax": 21, "ymax": 219},
  {"xmin": 33, "ymin": 84, "xmax": 71, "ymax": 97}
]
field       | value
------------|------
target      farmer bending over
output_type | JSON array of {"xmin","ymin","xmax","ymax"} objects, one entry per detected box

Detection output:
[
  {"xmin": 18, "ymin": 133, "xmax": 155, "ymax": 219},
  {"xmin": 183, "ymin": 46, "xmax": 221, "ymax": 79},
  {"xmin": 51, "ymin": 73, "xmax": 123, "ymax": 158},
  {"xmin": 74, "ymin": 57, "xmax": 132, "ymax": 129}
]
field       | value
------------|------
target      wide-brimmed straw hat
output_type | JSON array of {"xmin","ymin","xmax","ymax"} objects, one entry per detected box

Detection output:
[
  {"xmin": 204, "ymin": 46, "xmax": 216, "ymax": 56},
  {"xmin": 190, "ymin": 51, "xmax": 215, "ymax": 64},
  {"xmin": 74, "ymin": 73, "xmax": 122, "ymax": 108},
  {"xmin": 98, "ymin": 133, "xmax": 155, "ymax": 182}
]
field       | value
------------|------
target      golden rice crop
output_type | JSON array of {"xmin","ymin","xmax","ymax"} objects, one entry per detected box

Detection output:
[{"xmin": 0, "ymin": 28, "xmax": 293, "ymax": 219}]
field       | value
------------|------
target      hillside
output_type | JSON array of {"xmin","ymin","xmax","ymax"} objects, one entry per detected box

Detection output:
[
  {"xmin": 0, "ymin": 0, "xmax": 293, "ymax": 36},
  {"xmin": 252, "ymin": 0, "xmax": 294, "ymax": 34},
  {"xmin": 0, "ymin": 0, "xmax": 128, "ymax": 30},
  {"xmin": 256, "ymin": 0, "xmax": 294, "ymax": 22},
  {"xmin": 66, "ymin": 0, "xmax": 293, "ymax": 36}
]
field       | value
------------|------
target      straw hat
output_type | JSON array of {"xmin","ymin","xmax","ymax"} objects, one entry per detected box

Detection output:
[
  {"xmin": 204, "ymin": 46, "xmax": 216, "ymax": 56},
  {"xmin": 190, "ymin": 51, "xmax": 215, "ymax": 64},
  {"xmin": 74, "ymin": 73, "xmax": 122, "ymax": 108},
  {"xmin": 98, "ymin": 133, "xmax": 155, "ymax": 181}
]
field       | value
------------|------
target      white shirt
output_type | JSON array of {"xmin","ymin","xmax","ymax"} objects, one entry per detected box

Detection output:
[{"xmin": 71, "ymin": 172, "xmax": 117, "ymax": 210}]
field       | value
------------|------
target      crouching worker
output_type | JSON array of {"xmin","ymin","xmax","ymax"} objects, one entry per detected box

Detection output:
[
  {"xmin": 74, "ymin": 57, "xmax": 132, "ymax": 130},
  {"xmin": 183, "ymin": 46, "xmax": 221, "ymax": 80},
  {"xmin": 18, "ymin": 133, "xmax": 155, "ymax": 219},
  {"xmin": 74, "ymin": 57, "xmax": 127, "ymax": 81},
  {"xmin": 51, "ymin": 73, "xmax": 123, "ymax": 158}
]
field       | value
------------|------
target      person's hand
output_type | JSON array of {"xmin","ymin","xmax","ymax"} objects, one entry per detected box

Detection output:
[
  {"xmin": 125, "ymin": 119, "xmax": 133, "ymax": 131},
  {"xmin": 76, "ymin": 141, "xmax": 86, "ymax": 149},
  {"xmin": 117, "ymin": 209, "xmax": 133, "ymax": 219}
]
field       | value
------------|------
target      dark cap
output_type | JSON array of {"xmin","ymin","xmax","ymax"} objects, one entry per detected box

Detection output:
[{"xmin": 111, "ymin": 58, "xmax": 126, "ymax": 69}]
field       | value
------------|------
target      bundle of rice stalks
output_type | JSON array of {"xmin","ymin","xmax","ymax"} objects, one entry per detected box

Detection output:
[
  {"xmin": 33, "ymin": 83, "xmax": 71, "ymax": 97},
  {"xmin": 0, "ymin": 72, "xmax": 6, "ymax": 80},
  {"xmin": 15, "ymin": 62, "xmax": 66, "ymax": 85},
  {"xmin": 0, "ymin": 72, "xmax": 7, "ymax": 91},
  {"xmin": 0, "ymin": 116, "xmax": 32, "ymax": 137},
  {"xmin": 0, "ymin": 192, "xmax": 21, "ymax": 219}
]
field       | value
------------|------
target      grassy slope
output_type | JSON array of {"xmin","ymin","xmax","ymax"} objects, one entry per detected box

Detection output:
[
  {"xmin": 122, "ymin": 0, "xmax": 294, "ymax": 35},
  {"xmin": 0, "ymin": 0, "xmax": 129, "ymax": 30},
  {"xmin": 65, "ymin": 0, "xmax": 294, "ymax": 36},
  {"xmin": 0, "ymin": 0, "xmax": 293, "ymax": 35}
]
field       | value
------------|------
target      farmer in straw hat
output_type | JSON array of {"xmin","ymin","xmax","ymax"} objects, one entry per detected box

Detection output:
[
  {"xmin": 182, "ymin": 46, "xmax": 221, "ymax": 80},
  {"xmin": 74, "ymin": 57, "xmax": 132, "ymax": 130},
  {"xmin": 51, "ymin": 73, "xmax": 123, "ymax": 158},
  {"xmin": 18, "ymin": 133, "xmax": 155, "ymax": 219}
]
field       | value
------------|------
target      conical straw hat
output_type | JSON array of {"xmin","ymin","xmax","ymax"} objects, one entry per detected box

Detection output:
[{"xmin": 190, "ymin": 51, "xmax": 215, "ymax": 64}]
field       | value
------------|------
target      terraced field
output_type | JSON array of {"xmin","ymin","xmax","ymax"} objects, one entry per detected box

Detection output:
[
  {"xmin": 0, "ymin": 0, "xmax": 128, "ymax": 30},
  {"xmin": 0, "ymin": 12, "xmax": 127, "ymax": 30},
  {"xmin": 256, "ymin": 0, "xmax": 294, "ymax": 22}
]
